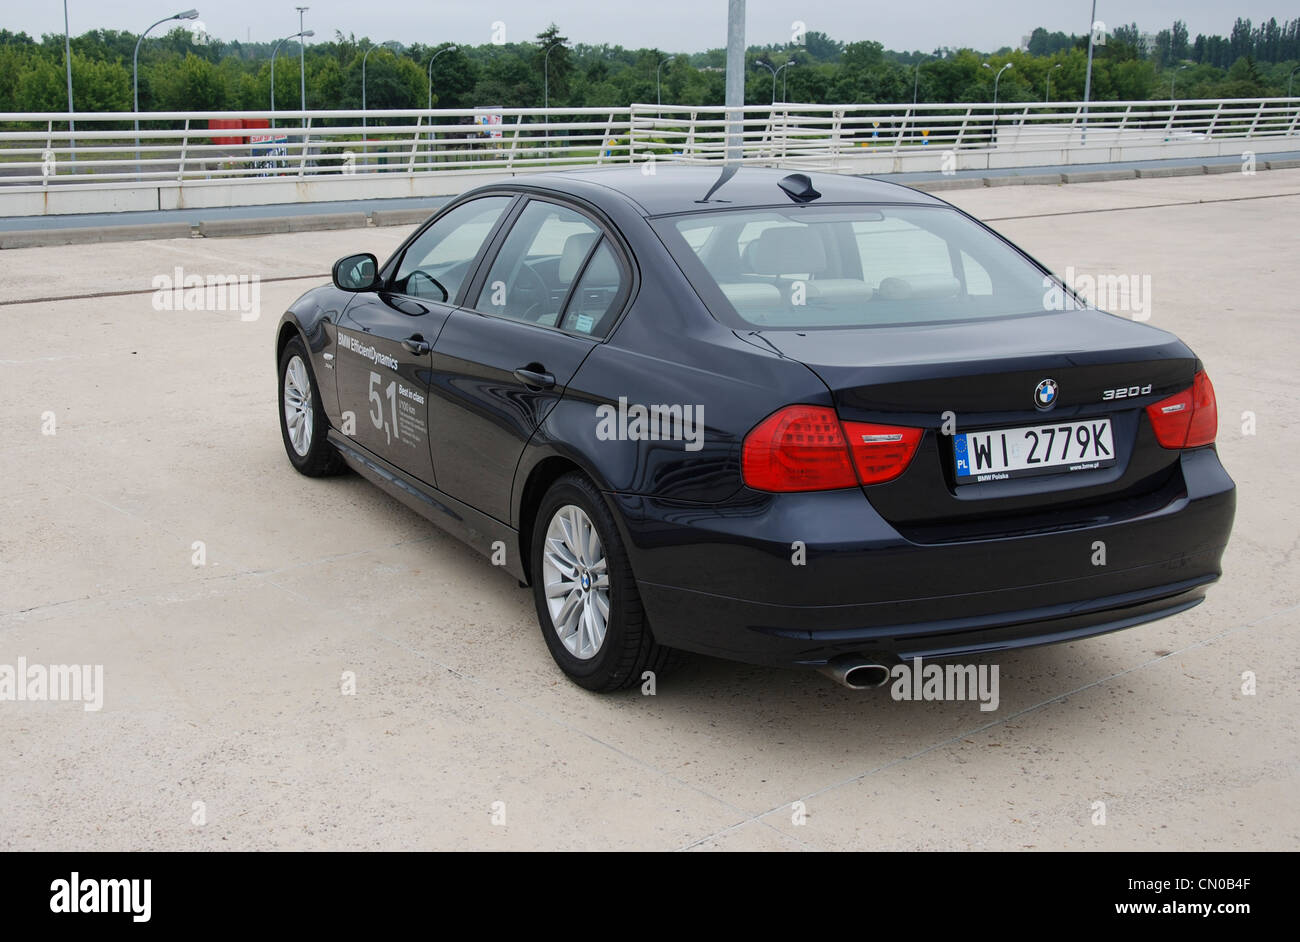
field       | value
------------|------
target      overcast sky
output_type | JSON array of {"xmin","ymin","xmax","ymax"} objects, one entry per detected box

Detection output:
[{"xmin": 7, "ymin": 1, "xmax": 1290, "ymax": 53}]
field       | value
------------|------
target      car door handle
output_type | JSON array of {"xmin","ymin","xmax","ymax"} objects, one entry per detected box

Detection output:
[
  {"xmin": 402, "ymin": 336, "xmax": 431, "ymax": 356},
  {"xmin": 513, "ymin": 367, "xmax": 556, "ymax": 390}
]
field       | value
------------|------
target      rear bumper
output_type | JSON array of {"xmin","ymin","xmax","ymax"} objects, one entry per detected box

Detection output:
[{"xmin": 611, "ymin": 449, "xmax": 1234, "ymax": 667}]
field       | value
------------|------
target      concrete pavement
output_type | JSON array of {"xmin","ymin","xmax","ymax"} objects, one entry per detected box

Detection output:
[{"xmin": 1, "ymin": 170, "xmax": 1297, "ymax": 850}]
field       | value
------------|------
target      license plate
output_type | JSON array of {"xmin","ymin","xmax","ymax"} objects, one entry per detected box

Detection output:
[{"xmin": 954, "ymin": 418, "xmax": 1115, "ymax": 482}]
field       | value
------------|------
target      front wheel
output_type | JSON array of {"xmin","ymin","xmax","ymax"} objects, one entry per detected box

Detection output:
[
  {"xmin": 278, "ymin": 336, "xmax": 345, "ymax": 477},
  {"xmin": 530, "ymin": 472, "xmax": 679, "ymax": 692}
]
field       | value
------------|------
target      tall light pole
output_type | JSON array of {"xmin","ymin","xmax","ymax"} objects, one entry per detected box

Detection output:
[
  {"xmin": 777, "ymin": 60, "xmax": 795, "ymax": 102},
  {"xmin": 134, "ymin": 9, "xmax": 200, "ymax": 175},
  {"xmin": 754, "ymin": 60, "xmax": 777, "ymax": 104},
  {"xmin": 63, "ymin": 0, "xmax": 75, "ymax": 159},
  {"xmin": 1287, "ymin": 65, "xmax": 1299, "ymax": 97},
  {"xmin": 911, "ymin": 56, "xmax": 929, "ymax": 143},
  {"xmin": 427, "ymin": 45, "xmax": 458, "ymax": 111},
  {"xmin": 296, "ymin": 7, "xmax": 309, "ymax": 129},
  {"xmin": 543, "ymin": 40, "xmax": 564, "ymax": 111},
  {"xmin": 913, "ymin": 56, "xmax": 928, "ymax": 105},
  {"xmin": 1046, "ymin": 62, "xmax": 1062, "ymax": 102},
  {"xmin": 725, "ymin": 0, "xmax": 744, "ymax": 162},
  {"xmin": 271, "ymin": 30, "xmax": 313, "ymax": 127},
  {"xmin": 1082, "ymin": 0, "xmax": 1098, "ymax": 145},
  {"xmin": 985, "ymin": 61, "xmax": 1012, "ymax": 106},
  {"xmin": 425, "ymin": 45, "xmax": 458, "ymax": 150},
  {"xmin": 1170, "ymin": 64, "xmax": 1189, "ymax": 99},
  {"xmin": 984, "ymin": 61, "xmax": 1011, "ymax": 145},
  {"xmin": 543, "ymin": 40, "xmax": 564, "ymax": 153},
  {"xmin": 656, "ymin": 57, "xmax": 669, "ymax": 107},
  {"xmin": 362, "ymin": 42, "xmax": 400, "ymax": 131}
]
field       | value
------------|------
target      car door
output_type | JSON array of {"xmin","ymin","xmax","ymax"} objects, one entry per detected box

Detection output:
[
  {"xmin": 334, "ymin": 195, "xmax": 514, "ymax": 484},
  {"xmin": 427, "ymin": 196, "xmax": 633, "ymax": 522}
]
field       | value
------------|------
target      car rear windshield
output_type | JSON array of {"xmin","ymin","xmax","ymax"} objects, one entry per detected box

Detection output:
[{"xmin": 652, "ymin": 203, "xmax": 1079, "ymax": 329}]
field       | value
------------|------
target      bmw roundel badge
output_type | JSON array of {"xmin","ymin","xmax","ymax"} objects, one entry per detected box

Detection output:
[{"xmin": 1034, "ymin": 378, "xmax": 1059, "ymax": 411}]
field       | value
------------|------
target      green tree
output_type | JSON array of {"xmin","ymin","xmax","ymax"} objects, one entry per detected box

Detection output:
[{"xmin": 152, "ymin": 52, "xmax": 228, "ymax": 110}]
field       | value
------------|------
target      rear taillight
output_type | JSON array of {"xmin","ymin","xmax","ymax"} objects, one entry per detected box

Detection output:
[
  {"xmin": 741, "ymin": 405, "xmax": 922, "ymax": 492},
  {"xmin": 742, "ymin": 405, "xmax": 857, "ymax": 491},
  {"xmin": 842, "ymin": 421, "xmax": 924, "ymax": 485},
  {"xmin": 1146, "ymin": 370, "xmax": 1218, "ymax": 449}
]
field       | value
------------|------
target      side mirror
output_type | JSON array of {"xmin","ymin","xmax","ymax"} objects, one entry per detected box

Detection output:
[{"xmin": 332, "ymin": 253, "xmax": 379, "ymax": 292}]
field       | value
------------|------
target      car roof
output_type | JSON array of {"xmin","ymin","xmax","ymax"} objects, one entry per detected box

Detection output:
[{"xmin": 494, "ymin": 165, "xmax": 943, "ymax": 216}]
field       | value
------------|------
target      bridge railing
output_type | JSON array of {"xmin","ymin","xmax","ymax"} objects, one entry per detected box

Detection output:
[
  {"xmin": 0, "ymin": 98, "xmax": 1297, "ymax": 190},
  {"xmin": 627, "ymin": 99, "xmax": 1300, "ymax": 168},
  {"xmin": 0, "ymin": 107, "xmax": 637, "ymax": 186}
]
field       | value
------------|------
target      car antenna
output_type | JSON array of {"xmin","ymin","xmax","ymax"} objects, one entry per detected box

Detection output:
[
  {"xmin": 696, "ymin": 164, "xmax": 739, "ymax": 203},
  {"xmin": 778, "ymin": 172, "xmax": 821, "ymax": 203}
]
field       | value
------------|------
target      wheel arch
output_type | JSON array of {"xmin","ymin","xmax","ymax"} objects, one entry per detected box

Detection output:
[
  {"xmin": 275, "ymin": 317, "xmax": 307, "ymax": 365},
  {"xmin": 514, "ymin": 451, "xmax": 627, "ymax": 587}
]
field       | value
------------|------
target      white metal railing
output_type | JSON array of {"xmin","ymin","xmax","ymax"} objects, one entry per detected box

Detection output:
[
  {"xmin": 628, "ymin": 98, "xmax": 1300, "ymax": 168},
  {"xmin": 0, "ymin": 107, "xmax": 637, "ymax": 187},
  {"xmin": 1, "ymin": 98, "xmax": 1297, "ymax": 190}
]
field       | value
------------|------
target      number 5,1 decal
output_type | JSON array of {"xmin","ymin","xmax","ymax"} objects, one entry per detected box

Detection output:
[{"xmin": 369, "ymin": 371, "xmax": 399, "ymax": 445}]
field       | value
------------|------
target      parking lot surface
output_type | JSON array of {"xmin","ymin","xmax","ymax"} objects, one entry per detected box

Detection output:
[{"xmin": 2, "ymin": 170, "xmax": 1297, "ymax": 850}]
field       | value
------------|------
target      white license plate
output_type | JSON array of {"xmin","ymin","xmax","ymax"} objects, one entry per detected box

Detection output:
[{"xmin": 954, "ymin": 418, "xmax": 1115, "ymax": 482}]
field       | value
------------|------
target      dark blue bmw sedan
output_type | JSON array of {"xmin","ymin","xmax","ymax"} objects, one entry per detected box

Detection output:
[{"xmin": 276, "ymin": 166, "xmax": 1235, "ymax": 691}]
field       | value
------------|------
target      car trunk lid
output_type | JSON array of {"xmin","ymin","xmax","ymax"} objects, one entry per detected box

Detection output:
[{"xmin": 746, "ymin": 310, "xmax": 1200, "ymax": 538}]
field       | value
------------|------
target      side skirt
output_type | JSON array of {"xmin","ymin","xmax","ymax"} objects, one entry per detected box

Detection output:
[{"xmin": 327, "ymin": 431, "xmax": 527, "ymax": 584}]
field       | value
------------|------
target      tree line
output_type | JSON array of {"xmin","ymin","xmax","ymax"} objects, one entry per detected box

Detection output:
[{"xmin": 0, "ymin": 17, "xmax": 1297, "ymax": 116}]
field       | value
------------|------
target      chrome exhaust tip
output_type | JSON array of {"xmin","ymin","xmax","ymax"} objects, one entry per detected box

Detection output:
[{"xmin": 818, "ymin": 656, "xmax": 893, "ymax": 690}]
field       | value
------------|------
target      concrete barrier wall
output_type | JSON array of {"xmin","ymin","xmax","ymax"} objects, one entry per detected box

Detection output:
[{"xmin": 829, "ymin": 135, "xmax": 1298, "ymax": 175}]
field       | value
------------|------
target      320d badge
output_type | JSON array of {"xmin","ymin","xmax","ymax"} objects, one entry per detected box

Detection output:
[{"xmin": 274, "ymin": 167, "xmax": 1235, "ymax": 692}]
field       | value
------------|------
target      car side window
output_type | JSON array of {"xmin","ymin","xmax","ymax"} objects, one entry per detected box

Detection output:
[
  {"xmin": 560, "ymin": 240, "xmax": 627, "ymax": 336},
  {"xmin": 391, "ymin": 196, "xmax": 512, "ymax": 303},
  {"xmin": 475, "ymin": 200, "xmax": 613, "ymax": 330}
]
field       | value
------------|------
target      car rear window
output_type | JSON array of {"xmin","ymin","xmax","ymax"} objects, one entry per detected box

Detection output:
[{"xmin": 652, "ymin": 204, "xmax": 1078, "ymax": 329}]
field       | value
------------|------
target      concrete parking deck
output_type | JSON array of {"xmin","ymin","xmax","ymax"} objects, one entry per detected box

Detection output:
[{"xmin": 1, "ymin": 170, "xmax": 1297, "ymax": 850}]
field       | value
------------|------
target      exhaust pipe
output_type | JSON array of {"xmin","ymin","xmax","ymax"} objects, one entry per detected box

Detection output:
[{"xmin": 818, "ymin": 655, "xmax": 893, "ymax": 691}]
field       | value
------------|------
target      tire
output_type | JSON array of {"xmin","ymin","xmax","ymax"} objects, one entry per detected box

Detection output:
[
  {"xmin": 530, "ymin": 472, "xmax": 680, "ymax": 692},
  {"xmin": 278, "ymin": 336, "xmax": 346, "ymax": 477}
]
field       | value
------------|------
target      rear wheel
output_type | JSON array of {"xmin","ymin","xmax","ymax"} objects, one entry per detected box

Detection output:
[
  {"xmin": 278, "ymin": 336, "xmax": 345, "ymax": 477},
  {"xmin": 530, "ymin": 472, "xmax": 679, "ymax": 691}
]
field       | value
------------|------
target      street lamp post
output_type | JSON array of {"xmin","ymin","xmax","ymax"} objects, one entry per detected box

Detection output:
[
  {"xmin": 1082, "ymin": 0, "xmax": 1098, "ymax": 144},
  {"xmin": 656, "ymin": 57, "xmax": 669, "ymax": 107},
  {"xmin": 1287, "ymin": 65, "xmax": 1299, "ymax": 97},
  {"xmin": 984, "ymin": 61, "xmax": 1011, "ymax": 145},
  {"xmin": 987, "ymin": 61, "xmax": 1011, "ymax": 106},
  {"xmin": 1046, "ymin": 62, "xmax": 1062, "ymax": 103},
  {"xmin": 777, "ymin": 60, "xmax": 795, "ymax": 102},
  {"xmin": 271, "ymin": 30, "xmax": 313, "ymax": 128},
  {"xmin": 63, "ymin": 0, "xmax": 75, "ymax": 159},
  {"xmin": 134, "ymin": 9, "xmax": 200, "ymax": 176},
  {"xmin": 427, "ymin": 45, "xmax": 458, "ymax": 111},
  {"xmin": 425, "ymin": 45, "xmax": 458, "ymax": 152},
  {"xmin": 543, "ymin": 40, "xmax": 563, "ymax": 111},
  {"xmin": 1170, "ymin": 64, "xmax": 1189, "ymax": 99},
  {"xmin": 754, "ymin": 60, "xmax": 777, "ymax": 104},
  {"xmin": 296, "ymin": 7, "xmax": 309, "ymax": 129},
  {"xmin": 543, "ymin": 40, "xmax": 563, "ymax": 154},
  {"xmin": 362, "ymin": 42, "xmax": 400, "ymax": 130},
  {"xmin": 911, "ymin": 57, "xmax": 930, "ymax": 143}
]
